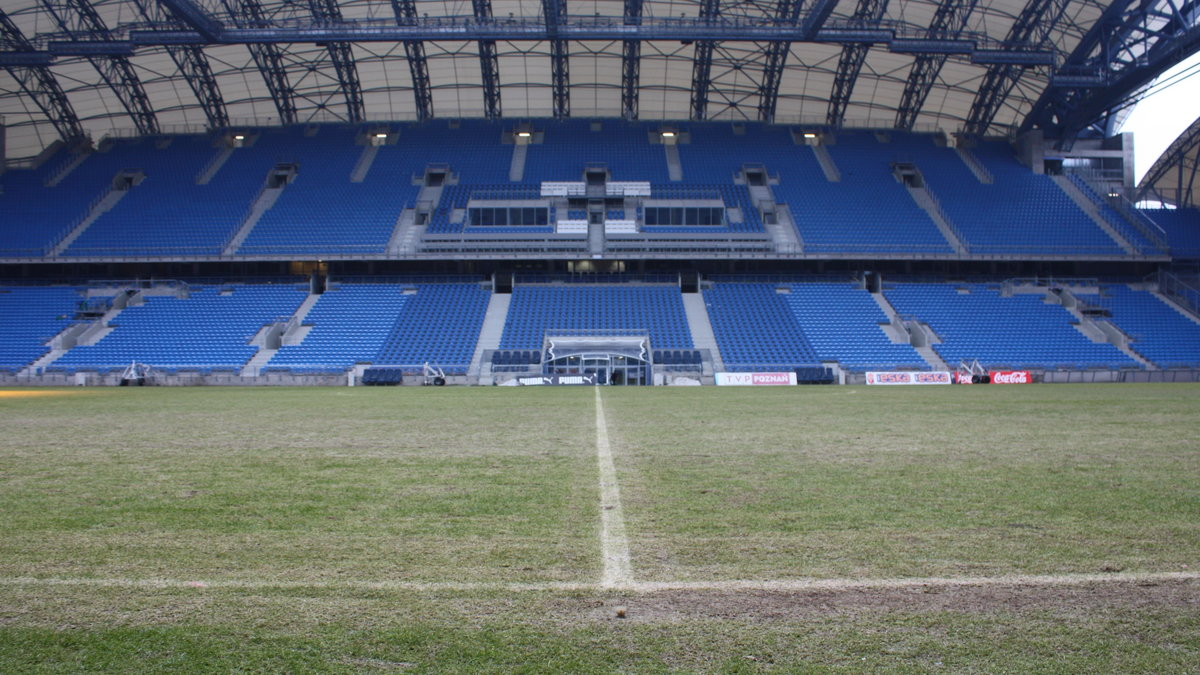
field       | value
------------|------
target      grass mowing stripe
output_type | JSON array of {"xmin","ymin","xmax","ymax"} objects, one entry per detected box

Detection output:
[{"xmin": 595, "ymin": 387, "xmax": 632, "ymax": 588}]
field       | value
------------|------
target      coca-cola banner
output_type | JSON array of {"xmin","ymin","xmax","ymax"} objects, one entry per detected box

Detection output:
[
  {"xmin": 865, "ymin": 371, "xmax": 952, "ymax": 385},
  {"xmin": 989, "ymin": 370, "xmax": 1032, "ymax": 384},
  {"xmin": 715, "ymin": 372, "xmax": 798, "ymax": 386}
]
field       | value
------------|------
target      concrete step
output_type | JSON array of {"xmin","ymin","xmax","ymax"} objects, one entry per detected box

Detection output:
[
  {"xmin": 48, "ymin": 188, "xmax": 128, "ymax": 256},
  {"xmin": 196, "ymin": 147, "xmax": 234, "ymax": 185},
  {"xmin": 664, "ymin": 144, "xmax": 683, "ymax": 181},
  {"xmin": 222, "ymin": 186, "xmax": 284, "ymax": 255},
  {"xmin": 1050, "ymin": 174, "xmax": 1138, "ymax": 255},
  {"xmin": 810, "ymin": 144, "xmax": 840, "ymax": 182},
  {"xmin": 954, "ymin": 146, "xmax": 993, "ymax": 184},
  {"xmin": 468, "ymin": 292, "xmax": 512, "ymax": 379},
  {"xmin": 681, "ymin": 292, "xmax": 725, "ymax": 372},
  {"xmin": 509, "ymin": 143, "xmax": 528, "ymax": 182},
  {"xmin": 906, "ymin": 186, "xmax": 968, "ymax": 255},
  {"xmin": 350, "ymin": 145, "xmax": 379, "ymax": 183}
]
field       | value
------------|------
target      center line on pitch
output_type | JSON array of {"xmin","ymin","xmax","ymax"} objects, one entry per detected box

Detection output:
[{"xmin": 595, "ymin": 386, "xmax": 632, "ymax": 588}]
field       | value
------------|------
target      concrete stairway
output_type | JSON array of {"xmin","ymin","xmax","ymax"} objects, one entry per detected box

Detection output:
[
  {"xmin": 44, "ymin": 150, "xmax": 90, "ymax": 187},
  {"xmin": 509, "ymin": 144, "xmax": 528, "ymax": 181},
  {"xmin": 350, "ymin": 145, "xmax": 379, "ymax": 183},
  {"xmin": 810, "ymin": 145, "xmax": 841, "ymax": 182},
  {"xmin": 387, "ymin": 209, "xmax": 423, "ymax": 255},
  {"xmin": 1047, "ymin": 286, "xmax": 1156, "ymax": 369},
  {"xmin": 954, "ymin": 147, "xmax": 993, "ymax": 184},
  {"xmin": 1050, "ymin": 174, "xmax": 1138, "ymax": 255},
  {"xmin": 906, "ymin": 186, "xmax": 969, "ymax": 255},
  {"xmin": 222, "ymin": 185, "xmax": 284, "ymax": 255},
  {"xmin": 681, "ymin": 292, "xmax": 725, "ymax": 372},
  {"xmin": 241, "ymin": 292, "xmax": 321, "ymax": 376},
  {"xmin": 664, "ymin": 144, "xmax": 683, "ymax": 181},
  {"xmin": 469, "ymin": 293, "xmax": 512, "ymax": 383},
  {"xmin": 870, "ymin": 289, "xmax": 948, "ymax": 370},
  {"xmin": 769, "ymin": 205, "xmax": 804, "ymax": 252},
  {"xmin": 196, "ymin": 147, "xmax": 234, "ymax": 185},
  {"xmin": 48, "ymin": 189, "xmax": 129, "ymax": 256}
]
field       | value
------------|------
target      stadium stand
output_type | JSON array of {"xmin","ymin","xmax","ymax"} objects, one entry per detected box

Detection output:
[
  {"xmin": 779, "ymin": 282, "xmax": 927, "ymax": 371},
  {"xmin": 1141, "ymin": 208, "xmax": 1200, "ymax": 258},
  {"xmin": 266, "ymin": 284, "xmax": 409, "ymax": 372},
  {"xmin": 883, "ymin": 282, "xmax": 1136, "ymax": 369},
  {"xmin": 915, "ymin": 140, "xmax": 1124, "ymax": 255},
  {"xmin": 523, "ymin": 121, "xmax": 669, "ymax": 183},
  {"xmin": 1101, "ymin": 286, "xmax": 1200, "ymax": 367},
  {"xmin": 373, "ymin": 283, "xmax": 493, "ymax": 374},
  {"xmin": 703, "ymin": 282, "xmax": 820, "ymax": 370},
  {"xmin": 237, "ymin": 126, "xmax": 414, "ymax": 255},
  {"xmin": 499, "ymin": 285, "xmax": 693, "ymax": 351},
  {"xmin": 52, "ymin": 284, "xmax": 308, "ymax": 372},
  {"xmin": 0, "ymin": 286, "xmax": 81, "ymax": 373},
  {"xmin": 62, "ymin": 136, "xmax": 253, "ymax": 256}
]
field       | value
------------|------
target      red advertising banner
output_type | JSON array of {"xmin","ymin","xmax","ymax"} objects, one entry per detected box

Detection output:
[{"xmin": 989, "ymin": 370, "xmax": 1032, "ymax": 384}]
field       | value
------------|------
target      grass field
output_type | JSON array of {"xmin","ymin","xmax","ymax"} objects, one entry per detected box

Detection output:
[{"xmin": 1, "ymin": 384, "xmax": 1198, "ymax": 672}]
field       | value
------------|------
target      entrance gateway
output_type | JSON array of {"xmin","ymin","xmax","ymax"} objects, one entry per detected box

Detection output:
[{"xmin": 542, "ymin": 330, "xmax": 651, "ymax": 386}]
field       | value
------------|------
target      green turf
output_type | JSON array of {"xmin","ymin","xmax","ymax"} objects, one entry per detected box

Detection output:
[
  {"xmin": 1, "ymin": 384, "xmax": 1197, "ymax": 671},
  {"xmin": 604, "ymin": 385, "xmax": 1200, "ymax": 580}
]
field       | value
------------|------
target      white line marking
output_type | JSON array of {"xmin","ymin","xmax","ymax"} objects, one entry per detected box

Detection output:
[
  {"xmin": 595, "ymin": 386, "xmax": 633, "ymax": 588},
  {"xmin": 0, "ymin": 572, "xmax": 1195, "ymax": 594}
]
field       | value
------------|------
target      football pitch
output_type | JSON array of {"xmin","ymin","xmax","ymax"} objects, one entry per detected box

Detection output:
[{"xmin": 0, "ymin": 384, "xmax": 1197, "ymax": 672}]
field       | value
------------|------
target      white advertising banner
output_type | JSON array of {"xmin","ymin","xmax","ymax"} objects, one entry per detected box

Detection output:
[
  {"xmin": 715, "ymin": 372, "xmax": 797, "ymax": 386},
  {"xmin": 865, "ymin": 371, "xmax": 952, "ymax": 385}
]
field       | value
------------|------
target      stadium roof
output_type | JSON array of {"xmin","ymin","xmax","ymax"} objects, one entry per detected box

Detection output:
[
  {"xmin": 1139, "ymin": 114, "xmax": 1200, "ymax": 208},
  {"xmin": 1, "ymin": 0, "xmax": 1199, "ymax": 162}
]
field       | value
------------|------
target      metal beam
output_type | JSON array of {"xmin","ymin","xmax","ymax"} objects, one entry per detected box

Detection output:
[
  {"xmin": 0, "ymin": 9, "xmax": 84, "ymax": 142},
  {"xmin": 800, "ymin": 0, "xmax": 841, "ymax": 40},
  {"xmin": 963, "ymin": 0, "xmax": 1068, "ymax": 137},
  {"xmin": 894, "ymin": 0, "xmax": 978, "ymax": 131},
  {"xmin": 621, "ymin": 0, "xmax": 642, "ymax": 120},
  {"xmin": 155, "ymin": 0, "xmax": 222, "ymax": 41},
  {"xmin": 38, "ymin": 0, "xmax": 158, "ymax": 135},
  {"xmin": 43, "ymin": 17, "xmax": 1050, "ymax": 56},
  {"xmin": 1020, "ymin": 0, "xmax": 1200, "ymax": 147},
  {"xmin": 544, "ymin": 0, "xmax": 569, "ymax": 119},
  {"xmin": 827, "ymin": 0, "xmax": 889, "ymax": 127},
  {"xmin": 472, "ymin": 0, "xmax": 501, "ymax": 120},
  {"xmin": 690, "ymin": 0, "xmax": 721, "ymax": 121},
  {"xmin": 312, "ymin": 0, "xmax": 365, "ymax": 122},
  {"xmin": 391, "ymin": 0, "xmax": 430, "ymax": 122},
  {"xmin": 757, "ymin": 0, "xmax": 805, "ymax": 123},
  {"xmin": 128, "ymin": 0, "xmax": 228, "ymax": 130},
  {"xmin": 218, "ymin": 0, "xmax": 296, "ymax": 125}
]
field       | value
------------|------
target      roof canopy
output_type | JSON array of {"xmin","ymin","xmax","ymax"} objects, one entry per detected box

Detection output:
[{"xmin": 2, "ymin": 0, "xmax": 1199, "ymax": 161}]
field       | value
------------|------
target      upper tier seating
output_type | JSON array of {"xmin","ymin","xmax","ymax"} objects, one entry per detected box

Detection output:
[
  {"xmin": 1140, "ymin": 208, "xmax": 1200, "ymax": 258},
  {"xmin": 63, "ymin": 136, "xmax": 253, "ymax": 256},
  {"xmin": 499, "ymin": 285, "xmax": 693, "ymax": 350},
  {"xmin": 373, "ymin": 283, "xmax": 493, "ymax": 373},
  {"xmin": 1100, "ymin": 286, "xmax": 1200, "ymax": 368},
  {"xmin": 237, "ymin": 126, "xmax": 416, "ymax": 255},
  {"xmin": 883, "ymin": 282, "xmax": 1135, "ymax": 369},
  {"xmin": 703, "ymin": 282, "xmax": 820, "ymax": 370},
  {"xmin": 52, "ymin": 284, "xmax": 307, "ymax": 371},
  {"xmin": 680, "ymin": 126, "xmax": 951, "ymax": 252},
  {"xmin": 896, "ymin": 136, "xmax": 1123, "ymax": 255},
  {"xmin": 523, "ymin": 121, "xmax": 669, "ymax": 183},
  {"xmin": 780, "ymin": 282, "xmax": 926, "ymax": 371},
  {"xmin": 0, "ymin": 286, "xmax": 82, "ymax": 372},
  {"xmin": 267, "ymin": 284, "xmax": 409, "ymax": 372}
]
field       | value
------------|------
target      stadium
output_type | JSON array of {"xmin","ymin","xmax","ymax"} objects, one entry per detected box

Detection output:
[{"xmin": 1, "ymin": 0, "xmax": 1199, "ymax": 669}]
